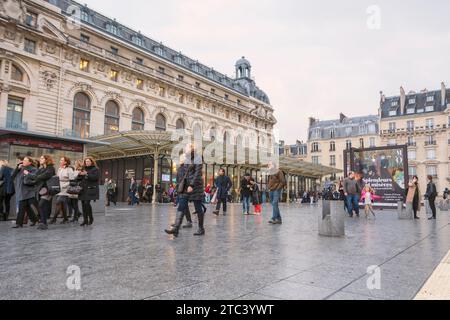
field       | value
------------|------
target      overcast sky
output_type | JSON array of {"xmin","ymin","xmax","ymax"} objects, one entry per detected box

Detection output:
[{"xmin": 80, "ymin": 0, "xmax": 450, "ymax": 143}]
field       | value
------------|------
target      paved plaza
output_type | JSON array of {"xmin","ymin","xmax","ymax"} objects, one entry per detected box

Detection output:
[{"xmin": 0, "ymin": 203, "xmax": 449, "ymax": 300}]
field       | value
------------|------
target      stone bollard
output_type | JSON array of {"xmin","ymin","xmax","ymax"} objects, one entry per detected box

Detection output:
[
  {"xmin": 398, "ymin": 201, "xmax": 413, "ymax": 219},
  {"xmin": 318, "ymin": 200, "xmax": 345, "ymax": 237}
]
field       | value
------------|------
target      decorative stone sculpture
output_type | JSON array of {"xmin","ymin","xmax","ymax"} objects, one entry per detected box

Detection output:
[{"xmin": 41, "ymin": 70, "xmax": 57, "ymax": 90}]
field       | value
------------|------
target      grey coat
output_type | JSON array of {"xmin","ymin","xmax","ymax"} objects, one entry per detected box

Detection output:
[{"xmin": 12, "ymin": 165, "xmax": 37, "ymax": 201}]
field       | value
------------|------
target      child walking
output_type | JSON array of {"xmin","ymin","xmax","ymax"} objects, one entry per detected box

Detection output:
[
  {"xmin": 250, "ymin": 178, "xmax": 262, "ymax": 215},
  {"xmin": 360, "ymin": 184, "xmax": 380, "ymax": 219}
]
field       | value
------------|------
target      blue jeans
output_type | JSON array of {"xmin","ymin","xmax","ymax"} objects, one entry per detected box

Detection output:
[
  {"xmin": 346, "ymin": 194, "xmax": 360, "ymax": 215},
  {"xmin": 129, "ymin": 191, "xmax": 138, "ymax": 206},
  {"xmin": 242, "ymin": 195, "xmax": 250, "ymax": 213},
  {"xmin": 270, "ymin": 190, "xmax": 282, "ymax": 221}
]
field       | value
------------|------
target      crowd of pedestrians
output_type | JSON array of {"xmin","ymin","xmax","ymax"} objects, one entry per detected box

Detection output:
[{"xmin": 0, "ymin": 155, "xmax": 100, "ymax": 230}]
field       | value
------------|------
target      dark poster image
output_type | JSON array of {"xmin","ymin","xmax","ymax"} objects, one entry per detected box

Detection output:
[{"xmin": 346, "ymin": 146, "xmax": 408, "ymax": 207}]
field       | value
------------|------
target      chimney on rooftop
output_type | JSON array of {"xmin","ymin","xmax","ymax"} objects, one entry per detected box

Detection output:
[
  {"xmin": 380, "ymin": 91, "xmax": 386, "ymax": 104},
  {"xmin": 400, "ymin": 86, "xmax": 406, "ymax": 115},
  {"xmin": 441, "ymin": 82, "xmax": 447, "ymax": 107},
  {"xmin": 339, "ymin": 113, "xmax": 346, "ymax": 123},
  {"xmin": 309, "ymin": 117, "xmax": 316, "ymax": 126}
]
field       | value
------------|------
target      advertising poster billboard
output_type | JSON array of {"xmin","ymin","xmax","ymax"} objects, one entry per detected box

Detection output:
[{"xmin": 345, "ymin": 146, "xmax": 408, "ymax": 207}]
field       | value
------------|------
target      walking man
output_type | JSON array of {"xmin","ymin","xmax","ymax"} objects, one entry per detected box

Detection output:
[
  {"xmin": 213, "ymin": 168, "xmax": 232, "ymax": 216},
  {"xmin": 343, "ymin": 171, "xmax": 361, "ymax": 217},
  {"xmin": 268, "ymin": 161, "xmax": 286, "ymax": 224},
  {"xmin": 425, "ymin": 175, "xmax": 438, "ymax": 220},
  {"xmin": 240, "ymin": 173, "xmax": 252, "ymax": 215}
]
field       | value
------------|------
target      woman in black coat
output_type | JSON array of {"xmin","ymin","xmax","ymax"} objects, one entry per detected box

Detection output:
[
  {"xmin": 76, "ymin": 157, "xmax": 99, "ymax": 226},
  {"xmin": 31, "ymin": 155, "xmax": 56, "ymax": 230}
]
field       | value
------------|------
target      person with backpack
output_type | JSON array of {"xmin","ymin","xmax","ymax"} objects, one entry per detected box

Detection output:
[
  {"xmin": 0, "ymin": 160, "xmax": 14, "ymax": 221},
  {"xmin": 12, "ymin": 156, "xmax": 39, "ymax": 228},
  {"xmin": 29, "ymin": 155, "xmax": 57, "ymax": 230},
  {"xmin": 425, "ymin": 175, "xmax": 438, "ymax": 220}
]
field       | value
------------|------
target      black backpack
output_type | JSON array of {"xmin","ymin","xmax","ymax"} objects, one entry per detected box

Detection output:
[{"xmin": 47, "ymin": 175, "xmax": 61, "ymax": 196}]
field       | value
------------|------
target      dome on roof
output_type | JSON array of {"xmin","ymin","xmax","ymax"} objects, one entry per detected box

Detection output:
[
  {"xmin": 235, "ymin": 56, "xmax": 251, "ymax": 68},
  {"xmin": 255, "ymin": 88, "xmax": 270, "ymax": 104}
]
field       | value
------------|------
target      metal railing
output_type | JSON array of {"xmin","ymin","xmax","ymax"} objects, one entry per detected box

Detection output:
[
  {"xmin": 425, "ymin": 141, "xmax": 437, "ymax": 146},
  {"xmin": 0, "ymin": 118, "xmax": 28, "ymax": 131},
  {"xmin": 381, "ymin": 124, "xmax": 447, "ymax": 135}
]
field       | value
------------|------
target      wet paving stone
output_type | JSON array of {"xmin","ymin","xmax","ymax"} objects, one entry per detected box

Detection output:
[{"xmin": 0, "ymin": 203, "xmax": 449, "ymax": 300}]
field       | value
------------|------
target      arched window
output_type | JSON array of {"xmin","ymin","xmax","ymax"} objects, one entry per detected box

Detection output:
[
  {"xmin": 104, "ymin": 100, "xmax": 120, "ymax": 135},
  {"xmin": 193, "ymin": 123, "xmax": 202, "ymax": 141},
  {"xmin": 11, "ymin": 64, "xmax": 23, "ymax": 82},
  {"xmin": 236, "ymin": 135, "xmax": 243, "ymax": 148},
  {"xmin": 72, "ymin": 92, "xmax": 91, "ymax": 138},
  {"xmin": 155, "ymin": 113, "xmax": 166, "ymax": 131},
  {"xmin": 223, "ymin": 131, "xmax": 231, "ymax": 145},
  {"xmin": 176, "ymin": 119, "xmax": 185, "ymax": 130},
  {"xmin": 132, "ymin": 107, "xmax": 145, "ymax": 131}
]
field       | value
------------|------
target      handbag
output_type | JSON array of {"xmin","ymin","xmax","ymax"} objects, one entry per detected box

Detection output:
[
  {"xmin": 39, "ymin": 187, "xmax": 49, "ymax": 196},
  {"xmin": 67, "ymin": 185, "xmax": 83, "ymax": 195},
  {"xmin": 177, "ymin": 165, "xmax": 193, "ymax": 193},
  {"xmin": 47, "ymin": 175, "xmax": 61, "ymax": 196}
]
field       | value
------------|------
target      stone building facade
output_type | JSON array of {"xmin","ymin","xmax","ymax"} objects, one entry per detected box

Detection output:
[
  {"xmin": 306, "ymin": 113, "xmax": 380, "ymax": 180},
  {"xmin": 0, "ymin": 0, "xmax": 279, "ymax": 200},
  {"xmin": 379, "ymin": 84, "xmax": 450, "ymax": 194}
]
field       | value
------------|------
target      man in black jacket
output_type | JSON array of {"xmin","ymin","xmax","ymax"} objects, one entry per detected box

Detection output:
[
  {"xmin": 240, "ymin": 174, "xmax": 252, "ymax": 215},
  {"xmin": 213, "ymin": 168, "xmax": 232, "ymax": 216},
  {"xmin": 425, "ymin": 175, "xmax": 438, "ymax": 220}
]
